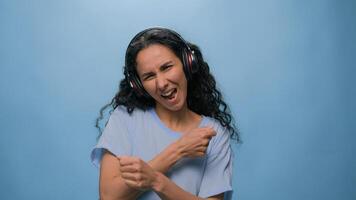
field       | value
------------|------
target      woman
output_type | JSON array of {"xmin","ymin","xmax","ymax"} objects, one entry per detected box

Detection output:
[{"xmin": 91, "ymin": 27, "xmax": 240, "ymax": 200}]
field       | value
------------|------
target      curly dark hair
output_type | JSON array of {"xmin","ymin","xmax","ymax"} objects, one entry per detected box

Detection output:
[{"xmin": 96, "ymin": 28, "xmax": 240, "ymax": 143}]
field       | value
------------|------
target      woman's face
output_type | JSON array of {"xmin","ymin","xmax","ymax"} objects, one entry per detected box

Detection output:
[{"xmin": 135, "ymin": 44, "xmax": 188, "ymax": 112}]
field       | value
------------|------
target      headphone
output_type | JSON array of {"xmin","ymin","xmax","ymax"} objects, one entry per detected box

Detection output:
[{"xmin": 124, "ymin": 27, "xmax": 198, "ymax": 97}]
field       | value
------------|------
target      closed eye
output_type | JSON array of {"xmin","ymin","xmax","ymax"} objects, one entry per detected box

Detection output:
[
  {"xmin": 142, "ymin": 73, "xmax": 155, "ymax": 81},
  {"xmin": 161, "ymin": 61, "xmax": 174, "ymax": 71},
  {"xmin": 162, "ymin": 64, "xmax": 173, "ymax": 71},
  {"xmin": 141, "ymin": 61, "xmax": 174, "ymax": 81}
]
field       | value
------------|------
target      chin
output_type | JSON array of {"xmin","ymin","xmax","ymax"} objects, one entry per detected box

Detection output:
[
  {"xmin": 159, "ymin": 102, "xmax": 182, "ymax": 112},
  {"xmin": 153, "ymin": 90, "xmax": 188, "ymax": 112},
  {"xmin": 167, "ymin": 105, "xmax": 184, "ymax": 112},
  {"xmin": 157, "ymin": 99, "xmax": 186, "ymax": 112}
]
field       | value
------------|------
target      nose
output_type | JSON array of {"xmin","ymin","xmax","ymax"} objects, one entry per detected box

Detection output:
[{"xmin": 155, "ymin": 74, "xmax": 168, "ymax": 91}]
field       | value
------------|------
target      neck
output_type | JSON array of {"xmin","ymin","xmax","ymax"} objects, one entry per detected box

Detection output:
[{"xmin": 154, "ymin": 103, "xmax": 199, "ymax": 132}]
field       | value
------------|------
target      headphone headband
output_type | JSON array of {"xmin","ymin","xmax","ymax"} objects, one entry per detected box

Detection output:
[{"xmin": 127, "ymin": 27, "xmax": 193, "ymax": 52}]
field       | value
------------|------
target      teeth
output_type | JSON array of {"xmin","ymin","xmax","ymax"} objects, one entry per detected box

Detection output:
[{"xmin": 161, "ymin": 89, "xmax": 175, "ymax": 97}]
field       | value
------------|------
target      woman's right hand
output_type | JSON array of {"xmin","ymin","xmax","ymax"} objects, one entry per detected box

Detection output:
[
  {"xmin": 147, "ymin": 127, "xmax": 216, "ymax": 174},
  {"xmin": 175, "ymin": 126, "xmax": 216, "ymax": 158}
]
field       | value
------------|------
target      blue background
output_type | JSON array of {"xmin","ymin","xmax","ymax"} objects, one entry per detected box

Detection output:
[{"xmin": 1, "ymin": 0, "xmax": 355, "ymax": 199}]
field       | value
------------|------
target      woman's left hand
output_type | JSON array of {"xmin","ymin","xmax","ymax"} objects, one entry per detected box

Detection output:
[{"xmin": 117, "ymin": 156, "xmax": 159, "ymax": 191}]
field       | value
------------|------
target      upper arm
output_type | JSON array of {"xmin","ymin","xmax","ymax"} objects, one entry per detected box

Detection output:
[{"xmin": 99, "ymin": 150, "xmax": 126, "ymax": 200}]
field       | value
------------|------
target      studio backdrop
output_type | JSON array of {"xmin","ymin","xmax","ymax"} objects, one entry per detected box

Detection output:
[{"xmin": 0, "ymin": 0, "xmax": 355, "ymax": 199}]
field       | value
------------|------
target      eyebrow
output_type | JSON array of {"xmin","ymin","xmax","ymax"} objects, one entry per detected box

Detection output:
[{"xmin": 141, "ymin": 61, "xmax": 174, "ymax": 79}]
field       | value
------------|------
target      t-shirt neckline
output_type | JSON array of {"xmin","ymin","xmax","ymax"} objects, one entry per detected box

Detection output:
[{"xmin": 149, "ymin": 108, "xmax": 206, "ymax": 138}]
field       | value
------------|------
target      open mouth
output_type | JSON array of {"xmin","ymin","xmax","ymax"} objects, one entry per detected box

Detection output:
[{"xmin": 161, "ymin": 88, "xmax": 177, "ymax": 100}]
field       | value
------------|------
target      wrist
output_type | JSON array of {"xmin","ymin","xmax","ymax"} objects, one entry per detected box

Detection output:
[
  {"xmin": 148, "ymin": 141, "xmax": 184, "ymax": 174},
  {"xmin": 152, "ymin": 171, "xmax": 166, "ymax": 193}
]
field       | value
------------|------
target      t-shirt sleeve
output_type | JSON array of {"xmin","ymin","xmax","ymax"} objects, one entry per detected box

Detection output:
[
  {"xmin": 90, "ymin": 108, "xmax": 132, "ymax": 168},
  {"xmin": 198, "ymin": 125, "xmax": 233, "ymax": 199}
]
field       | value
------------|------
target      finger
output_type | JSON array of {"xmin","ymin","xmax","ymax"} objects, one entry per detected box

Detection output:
[
  {"xmin": 201, "ymin": 131, "xmax": 216, "ymax": 140},
  {"xmin": 199, "ymin": 126, "xmax": 214, "ymax": 131},
  {"xmin": 191, "ymin": 126, "xmax": 210, "ymax": 133},
  {"xmin": 120, "ymin": 165, "xmax": 140, "ymax": 173},
  {"xmin": 198, "ymin": 125, "xmax": 215, "ymax": 132},
  {"xmin": 123, "ymin": 179, "xmax": 140, "ymax": 189},
  {"xmin": 188, "ymin": 151, "xmax": 205, "ymax": 158},
  {"xmin": 117, "ymin": 156, "xmax": 130, "ymax": 165},
  {"xmin": 196, "ymin": 146, "xmax": 207, "ymax": 153},
  {"xmin": 205, "ymin": 129, "xmax": 217, "ymax": 137},
  {"xmin": 121, "ymin": 172, "xmax": 143, "ymax": 182},
  {"xmin": 124, "ymin": 179, "xmax": 146, "ymax": 191},
  {"xmin": 198, "ymin": 148, "xmax": 208, "ymax": 155},
  {"xmin": 121, "ymin": 172, "xmax": 138, "ymax": 181},
  {"xmin": 201, "ymin": 139, "xmax": 210, "ymax": 146},
  {"xmin": 118, "ymin": 156, "xmax": 140, "ymax": 166},
  {"xmin": 116, "ymin": 156, "xmax": 123, "ymax": 165}
]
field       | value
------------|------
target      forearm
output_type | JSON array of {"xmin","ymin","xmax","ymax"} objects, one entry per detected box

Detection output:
[
  {"xmin": 104, "ymin": 142, "xmax": 182, "ymax": 200},
  {"xmin": 148, "ymin": 141, "xmax": 182, "ymax": 173},
  {"xmin": 152, "ymin": 172, "xmax": 205, "ymax": 200}
]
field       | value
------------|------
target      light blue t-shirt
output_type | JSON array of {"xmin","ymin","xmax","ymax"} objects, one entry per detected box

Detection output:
[{"xmin": 91, "ymin": 106, "xmax": 233, "ymax": 199}]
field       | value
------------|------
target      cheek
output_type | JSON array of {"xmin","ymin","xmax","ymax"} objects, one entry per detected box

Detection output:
[
  {"xmin": 171, "ymin": 68, "xmax": 187, "ymax": 83},
  {"xmin": 142, "ymin": 82, "xmax": 155, "ymax": 95}
]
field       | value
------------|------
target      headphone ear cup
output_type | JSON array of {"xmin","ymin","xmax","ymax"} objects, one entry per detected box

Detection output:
[
  {"xmin": 132, "ymin": 74, "xmax": 147, "ymax": 97},
  {"xmin": 126, "ymin": 70, "xmax": 148, "ymax": 97},
  {"xmin": 182, "ymin": 49, "xmax": 198, "ymax": 80},
  {"xmin": 181, "ymin": 50, "xmax": 191, "ymax": 80},
  {"xmin": 189, "ymin": 50, "xmax": 198, "ymax": 73}
]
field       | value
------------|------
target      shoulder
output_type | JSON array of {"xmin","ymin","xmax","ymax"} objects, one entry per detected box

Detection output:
[
  {"xmin": 110, "ymin": 106, "xmax": 151, "ymax": 126},
  {"xmin": 203, "ymin": 116, "xmax": 231, "ymax": 150},
  {"xmin": 203, "ymin": 116, "xmax": 227, "ymax": 135},
  {"xmin": 103, "ymin": 106, "xmax": 151, "ymax": 137}
]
